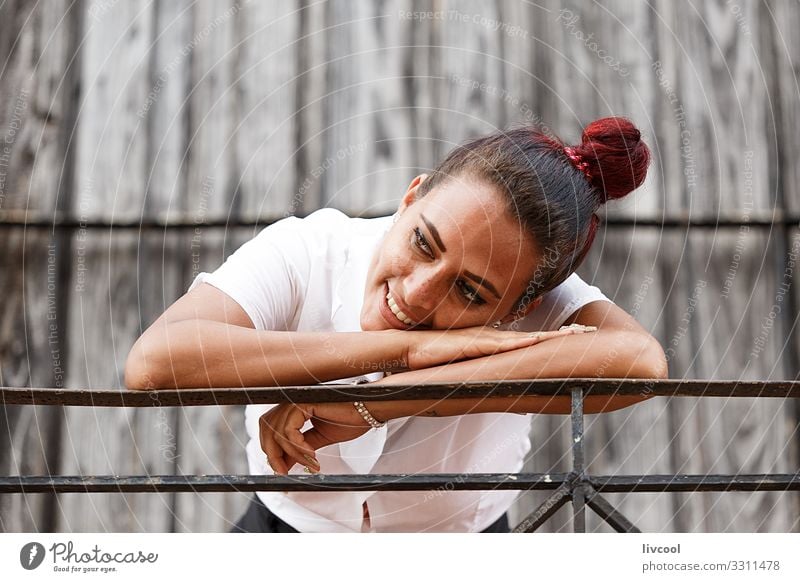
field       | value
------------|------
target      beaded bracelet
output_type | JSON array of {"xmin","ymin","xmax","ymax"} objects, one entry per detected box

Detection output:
[{"xmin": 353, "ymin": 401, "xmax": 386, "ymax": 429}]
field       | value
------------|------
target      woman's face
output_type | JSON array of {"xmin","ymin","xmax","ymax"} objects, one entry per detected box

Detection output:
[{"xmin": 360, "ymin": 173, "xmax": 542, "ymax": 331}]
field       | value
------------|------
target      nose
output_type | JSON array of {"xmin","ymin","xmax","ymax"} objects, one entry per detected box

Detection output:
[{"xmin": 402, "ymin": 263, "xmax": 448, "ymax": 312}]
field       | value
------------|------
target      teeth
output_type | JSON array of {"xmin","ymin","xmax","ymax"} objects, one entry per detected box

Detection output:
[{"xmin": 386, "ymin": 291, "xmax": 417, "ymax": 326}]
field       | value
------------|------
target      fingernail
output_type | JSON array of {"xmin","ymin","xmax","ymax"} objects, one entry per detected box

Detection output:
[{"xmin": 304, "ymin": 454, "xmax": 320, "ymax": 467}]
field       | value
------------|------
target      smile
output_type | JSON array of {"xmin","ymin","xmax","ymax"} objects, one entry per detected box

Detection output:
[{"xmin": 385, "ymin": 290, "xmax": 419, "ymax": 327}]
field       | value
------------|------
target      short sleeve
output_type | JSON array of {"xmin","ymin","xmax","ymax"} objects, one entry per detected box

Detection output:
[
  {"xmin": 508, "ymin": 273, "xmax": 611, "ymax": 332},
  {"xmin": 187, "ymin": 217, "xmax": 311, "ymax": 331}
]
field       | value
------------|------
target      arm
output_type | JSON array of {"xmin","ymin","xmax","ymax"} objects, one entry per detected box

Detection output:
[
  {"xmin": 124, "ymin": 282, "xmax": 569, "ymax": 390},
  {"xmin": 259, "ymin": 301, "xmax": 667, "ymax": 473},
  {"xmin": 124, "ymin": 283, "xmax": 412, "ymax": 389},
  {"xmin": 367, "ymin": 300, "xmax": 667, "ymax": 418}
]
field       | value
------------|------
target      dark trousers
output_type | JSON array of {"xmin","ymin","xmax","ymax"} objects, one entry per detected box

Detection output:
[{"xmin": 230, "ymin": 494, "xmax": 510, "ymax": 533}]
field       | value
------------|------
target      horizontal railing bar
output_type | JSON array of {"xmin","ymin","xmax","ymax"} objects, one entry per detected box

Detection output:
[
  {"xmin": 1, "ymin": 473, "xmax": 798, "ymax": 494},
  {"xmin": 2, "ymin": 380, "xmax": 799, "ymax": 407},
  {"xmin": 0, "ymin": 214, "xmax": 797, "ymax": 230},
  {"xmin": 590, "ymin": 474, "xmax": 800, "ymax": 492},
  {"xmin": 0, "ymin": 473, "xmax": 572, "ymax": 493}
]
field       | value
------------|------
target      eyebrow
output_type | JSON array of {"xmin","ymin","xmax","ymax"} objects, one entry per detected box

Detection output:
[
  {"xmin": 421, "ymin": 214, "xmax": 446, "ymax": 252},
  {"xmin": 420, "ymin": 213, "xmax": 502, "ymax": 301},
  {"xmin": 463, "ymin": 271, "xmax": 501, "ymax": 300}
]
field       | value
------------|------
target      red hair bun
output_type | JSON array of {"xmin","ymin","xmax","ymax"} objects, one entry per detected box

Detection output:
[{"xmin": 572, "ymin": 117, "xmax": 650, "ymax": 202}]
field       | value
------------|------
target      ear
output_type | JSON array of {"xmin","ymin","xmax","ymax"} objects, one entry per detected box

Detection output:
[
  {"xmin": 397, "ymin": 174, "xmax": 429, "ymax": 214},
  {"xmin": 501, "ymin": 295, "xmax": 543, "ymax": 324}
]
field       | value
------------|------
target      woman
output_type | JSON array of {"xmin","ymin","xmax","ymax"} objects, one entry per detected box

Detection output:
[{"xmin": 125, "ymin": 117, "xmax": 667, "ymax": 533}]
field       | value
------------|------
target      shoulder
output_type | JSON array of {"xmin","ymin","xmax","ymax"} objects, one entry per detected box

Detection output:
[
  {"xmin": 247, "ymin": 209, "xmax": 390, "ymax": 256},
  {"xmin": 513, "ymin": 273, "xmax": 611, "ymax": 332},
  {"xmin": 263, "ymin": 208, "xmax": 392, "ymax": 240},
  {"xmin": 539, "ymin": 273, "xmax": 610, "ymax": 311},
  {"xmin": 246, "ymin": 210, "xmax": 395, "ymax": 285},
  {"xmin": 548, "ymin": 272, "xmax": 608, "ymax": 299}
]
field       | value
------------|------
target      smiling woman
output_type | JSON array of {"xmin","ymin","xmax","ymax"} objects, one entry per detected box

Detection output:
[{"xmin": 124, "ymin": 116, "xmax": 667, "ymax": 533}]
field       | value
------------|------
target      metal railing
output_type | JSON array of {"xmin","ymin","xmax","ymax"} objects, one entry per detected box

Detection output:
[{"xmin": 2, "ymin": 379, "xmax": 800, "ymax": 532}]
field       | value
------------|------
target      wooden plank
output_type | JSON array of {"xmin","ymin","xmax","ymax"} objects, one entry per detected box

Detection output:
[
  {"xmin": 315, "ymin": 0, "xmax": 416, "ymax": 214},
  {"xmin": 662, "ymin": 0, "xmax": 785, "ymax": 533},
  {"xmin": 172, "ymin": 404, "xmax": 249, "ymax": 532},
  {"xmin": 0, "ymin": 231, "xmax": 64, "ymax": 531},
  {"xmin": 0, "ymin": 0, "xmax": 69, "ymax": 214},
  {"xmin": 63, "ymin": 0, "xmax": 173, "ymax": 532},
  {"xmin": 789, "ymin": 229, "xmax": 800, "ymax": 532},
  {"xmin": 765, "ymin": 0, "xmax": 800, "ymax": 531},
  {"xmin": 579, "ymin": 229, "xmax": 674, "ymax": 533},
  {"xmin": 142, "ymin": 0, "xmax": 193, "ymax": 218},
  {"xmin": 0, "ymin": 0, "xmax": 80, "ymax": 532},
  {"xmin": 764, "ymin": 0, "xmax": 799, "ymax": 214},
  {"xmin": 663, "ymin": 228, "xmax": 791, "ymax": 533},
  {"xmin": 175, "ymin": 227, "xmax": 253, "ymax": 532},
  {"xmin": 434, "ymin": 0, "xmax": 506, "ymax": 148},
  {"xmin": 62, "ymin": 231, "xmax": 177, "ymax": 532},
  {"xmin": 177, "ymin": 0, "xmax": 272, "ymax": 531},
  {"xmin": 184, "ymin": 0, "xmax": 241, "ymax": 222},
  {"xmin": 139, "ymin": 0, "xmax": 195, "ymax": 534},
  {"xmin": 234, "ymin": 0, "xmax": 298, "ymax": 217}
]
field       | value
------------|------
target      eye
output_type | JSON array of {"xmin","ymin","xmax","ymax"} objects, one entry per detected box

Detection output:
[
  {"xmin": 457, "ymin": 280, "xmax": 486, "ymax": 306},
  {"xmin": 413, "ymin": 227, "xmax": 434, "ymax": 258}
]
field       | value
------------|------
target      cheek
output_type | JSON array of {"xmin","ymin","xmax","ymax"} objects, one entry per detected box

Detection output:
[{"xmin": 376, "ymin": 244, "xmax": 413, "ymax": 279}]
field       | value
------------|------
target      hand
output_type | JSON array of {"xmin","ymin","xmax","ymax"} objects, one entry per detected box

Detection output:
[
  {"xmin": 405, "ymin": 324, "xmax": 596, "ymax": 370},
  {"xmin": 259, "ymin": 402, "xmax": 373, "ymax": 474}
]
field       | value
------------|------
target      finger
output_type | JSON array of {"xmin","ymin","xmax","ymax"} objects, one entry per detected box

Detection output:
[
  {"xmin": 259, "ymin": 415, "xmax": 289, "ymax": 475},
  {"xmin": 272, "ymin": 406, "xmax": 320, "ymax": 473},
  {"xmin": 275, "ymin": 432, "xmax": 320, "ymax": 473},
  {"xmin": 284, "ymin": 407, "xmax": 321, "ymax": 471},
  {"xmin": 494, "ymin": 329, "xmax": 585, "ymax": 351}
]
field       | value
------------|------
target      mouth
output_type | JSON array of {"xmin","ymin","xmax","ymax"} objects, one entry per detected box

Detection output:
[{"xmin": 380, "ymin": 282, "xmax": 426, "ymax": 330}]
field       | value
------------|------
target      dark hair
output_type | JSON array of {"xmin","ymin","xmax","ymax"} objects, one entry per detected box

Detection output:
[{"xmin": 415, "ymin": 116, "xmax": 650, "ymax": 316}]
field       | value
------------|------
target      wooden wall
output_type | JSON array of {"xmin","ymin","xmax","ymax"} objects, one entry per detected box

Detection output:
[{"xmin": 0, "ymin": 0, "xmax": 797, "ymax": 532}]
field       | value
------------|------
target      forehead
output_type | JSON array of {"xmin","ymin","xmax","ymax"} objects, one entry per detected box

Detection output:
[{"xmin": 415, "ymin": 176, "xmax": 541, "ymax": 295}]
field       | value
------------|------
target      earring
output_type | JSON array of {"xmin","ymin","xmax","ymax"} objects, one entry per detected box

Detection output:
[{"xmin": 491, "ymin": 320, "xmax": 502, "ymax": 329}]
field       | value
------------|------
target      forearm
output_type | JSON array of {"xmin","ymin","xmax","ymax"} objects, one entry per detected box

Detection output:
[
  {"xmin": 125, "ymin": 320, "xmax": 408, "ymax": 389},
  {"xmin": 368, "ymin": 330, "xmax": 666, "ymax": 419}
]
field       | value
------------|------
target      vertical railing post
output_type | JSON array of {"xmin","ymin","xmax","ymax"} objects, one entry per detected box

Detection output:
[{"xmin": 571, "ymin": 385, "xmax": 586, "ymax": 532}]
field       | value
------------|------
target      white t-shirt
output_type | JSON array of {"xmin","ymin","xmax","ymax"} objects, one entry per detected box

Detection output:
[{"xmin": 188, "ymin": 208, "xmax": 610, "ymax": 532}]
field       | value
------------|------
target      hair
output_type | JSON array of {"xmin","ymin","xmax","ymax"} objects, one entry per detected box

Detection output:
[{"xmin": 415, "ymin": 116, "xmax": 650, "ymax": 316}]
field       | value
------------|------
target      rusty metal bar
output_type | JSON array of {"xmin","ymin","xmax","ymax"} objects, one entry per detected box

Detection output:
[
  {"xmin": 588, "ymin": 474, "xmax": 800, "ymax": 492},
  {"xmin": 512, "ymin": 482, "xmax": 573, "ymax": 533},
  {"xmin": 0, "ymin": 473, "xmax": 570, "ymax": 494},
  {"xmin": 571, "ymin": 387, "xmax": 586, "ymax": 532},
  {"xmin": 3, "ymin": 473, "xmax": 797, "ymax": 494},
  {"xmin": 2, "ymin": 379, "xmax": 800, "ymax": 407},
  {"xmin": 585, "ymin": 486, "xmax": 641, "ymax": 533},
  {"xmin": 3, "ymin": 379, "xmax": 800, "ymax": 533}
]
